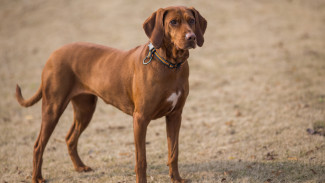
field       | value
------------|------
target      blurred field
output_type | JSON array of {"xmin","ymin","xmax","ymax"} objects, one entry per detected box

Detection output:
[{"xmin": 1, "ymin": 0, "xmax": 325, "ymax": 182}]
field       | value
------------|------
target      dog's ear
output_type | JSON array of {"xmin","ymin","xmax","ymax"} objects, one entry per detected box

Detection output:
[
  {"xmin": 190, "ymin": 7, "xmax": 207, "ymax": 47},
  {"xmin": 143, "ymin": 8, "xmax": 166, "ymax": 49}
]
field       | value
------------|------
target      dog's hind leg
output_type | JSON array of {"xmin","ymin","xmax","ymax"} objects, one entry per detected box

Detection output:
[
  {"xmin": 33, "ymin": 95, "xmax": 69, "ymax": 183},
  {"xmin": 66, "ymin": 94, "xmax": 97, "ymax": 172}
]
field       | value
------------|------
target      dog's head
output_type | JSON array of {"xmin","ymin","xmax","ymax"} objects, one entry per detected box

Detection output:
[{"xmin": 143, "ymin": 6, "xmax": 207, "ymax": 50}]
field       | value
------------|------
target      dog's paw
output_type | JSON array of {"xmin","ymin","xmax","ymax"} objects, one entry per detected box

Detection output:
[
  {"xmin": 172, "ymin": 178, "xmax": 191, "ymax": 183},
  {"xmin": 32, "ymin": 177, "xmax": 46, "ymax": 183},
  {"xmin": 76, "ymin": 166, "xmax": 93, "ymax": 172}
]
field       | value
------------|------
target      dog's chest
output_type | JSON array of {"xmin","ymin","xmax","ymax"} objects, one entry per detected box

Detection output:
[{"xmin": 166, "ymin": 91, "xmax": 181, "ymax": 112}]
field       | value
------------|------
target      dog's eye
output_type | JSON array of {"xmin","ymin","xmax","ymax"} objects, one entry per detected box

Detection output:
[
  {"xmin": 189, "ymin": 19, "xmax": 195, "ymax": 25},
  {"xmin": 170, "ymin": 20, "xmax": 177, "ymax": 25}
]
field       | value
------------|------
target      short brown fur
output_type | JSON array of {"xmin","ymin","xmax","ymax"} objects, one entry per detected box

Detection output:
[{"xmin": 16, "ymin": 6, "xmax": 207, "ymax": 183}]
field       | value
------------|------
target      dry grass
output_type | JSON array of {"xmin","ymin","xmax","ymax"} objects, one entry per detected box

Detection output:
[{"xmin": 1, "ymin": 0, "xmax": 325, "ymax": 182}]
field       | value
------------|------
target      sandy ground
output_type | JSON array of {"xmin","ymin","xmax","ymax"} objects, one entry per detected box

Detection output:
[{"xmin": 1, "ymin": 0, "xmax": 325, "ymax": 182}]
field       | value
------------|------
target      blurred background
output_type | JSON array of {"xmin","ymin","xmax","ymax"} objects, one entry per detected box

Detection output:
[{"xmin": 1, "ymin": 0, "xmax": 325, "ymax": 182}]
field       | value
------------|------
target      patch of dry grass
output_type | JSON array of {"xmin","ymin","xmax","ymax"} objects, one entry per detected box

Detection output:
[{"xmin": 1, "ymin": 0, "xmax": 325, "ymax": 182}]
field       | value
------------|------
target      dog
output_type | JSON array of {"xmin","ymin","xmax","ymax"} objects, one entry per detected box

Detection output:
[{"xmin": 16, "ymin": 6, "xmax": 207, "ymax": 183}]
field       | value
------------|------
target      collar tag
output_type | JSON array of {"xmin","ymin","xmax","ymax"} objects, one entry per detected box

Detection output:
[{"xmin": 143, "ymin": 43, "xmax": 155, "ymax": 65}]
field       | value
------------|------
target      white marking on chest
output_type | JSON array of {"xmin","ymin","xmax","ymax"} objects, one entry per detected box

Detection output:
[{"xmin": 167, "ymin": 91, "xmax": 181, "ymax": 112}]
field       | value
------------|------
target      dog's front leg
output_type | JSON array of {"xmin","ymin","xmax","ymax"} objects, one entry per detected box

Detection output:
[
  {"xmin": 166, "ymin": 111, "xmax": 186, "ymax": 183},
  {"xmin": 133, "ymin": 112, "xmax": 150, "ymax": 183}
]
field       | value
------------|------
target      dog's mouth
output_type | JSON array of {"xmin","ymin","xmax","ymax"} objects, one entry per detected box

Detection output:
[
  {"xmin": 174, "ymin": 40, "xmax": 196, "ymax": 50},
  {"xmin": 186, "ymin": 40, "xmax": 197, "ymax": 49}
]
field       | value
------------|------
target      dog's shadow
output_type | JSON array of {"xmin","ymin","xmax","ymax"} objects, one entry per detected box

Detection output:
[
  {"xmin": 45, "ymin": 159, "xmax": 324, "ymax": 182},
  {"xmin": 149, "ymin": 160, "xmax": 325, "ymax": 182}
]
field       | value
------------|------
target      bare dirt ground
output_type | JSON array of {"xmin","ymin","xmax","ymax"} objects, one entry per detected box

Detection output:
[{"xmin": 1, "ymin": 0, "xmax": 325, "ymax": 182}]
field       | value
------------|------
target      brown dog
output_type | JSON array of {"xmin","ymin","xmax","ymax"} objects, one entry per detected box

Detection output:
[{"xmin": 16, "ymin": 6, "xmax": 207, "ymax": 183}]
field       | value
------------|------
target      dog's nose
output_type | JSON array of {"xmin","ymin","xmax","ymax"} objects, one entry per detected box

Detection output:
[{"xmin": 185, "ymin": 32, "xmax": 196, "ymax": 41}]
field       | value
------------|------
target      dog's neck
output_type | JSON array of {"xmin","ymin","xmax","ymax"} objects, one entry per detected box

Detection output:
[{"xmin": 155, "ymin": 41, "xmax": 189, "ymax": 65}]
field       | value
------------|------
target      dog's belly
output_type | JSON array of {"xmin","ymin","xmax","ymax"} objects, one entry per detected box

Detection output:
[
  {"xmin": 100, "ymin": 95, "xmax": 134, "ymax": 115},
  {"xmin": 83, "ymin": 76, "xmax": 134, "ymax": 115}
]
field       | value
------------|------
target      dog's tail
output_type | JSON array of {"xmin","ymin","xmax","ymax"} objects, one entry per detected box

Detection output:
[{"xmin": 16, "ymin": 84, "xmax": 42, "ymax": 107}]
